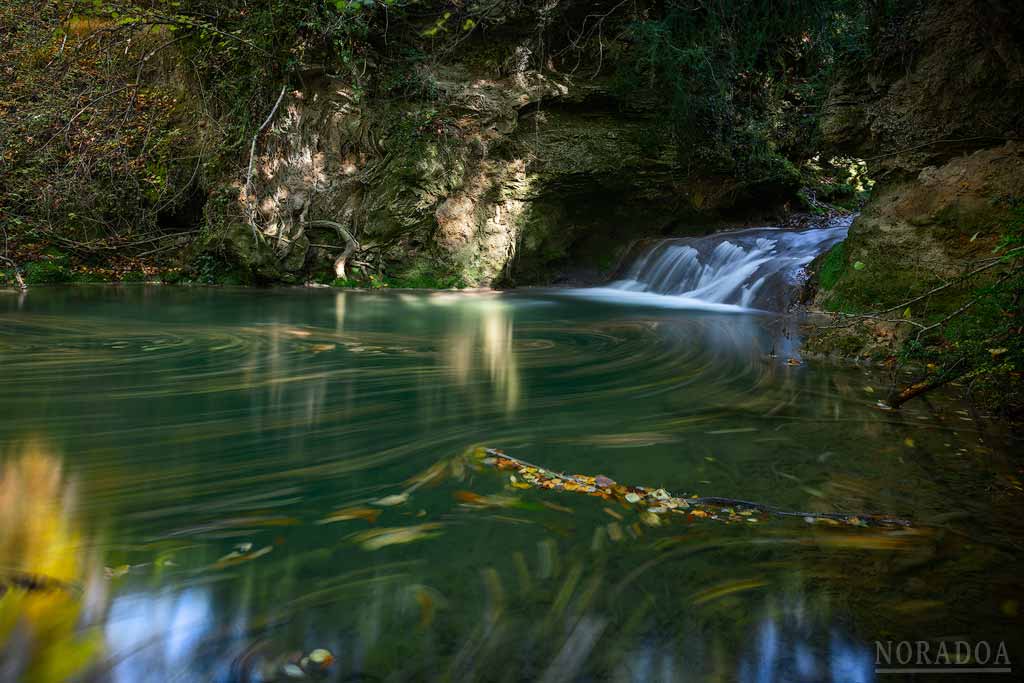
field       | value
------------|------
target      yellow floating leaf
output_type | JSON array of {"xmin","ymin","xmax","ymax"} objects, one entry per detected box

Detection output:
[{"xmin": 318, "ymin": 507, "xmax": 381, "ymax": 525}]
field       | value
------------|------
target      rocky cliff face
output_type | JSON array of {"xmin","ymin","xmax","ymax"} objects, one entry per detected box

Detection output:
[
  {"xmin": 808, "ymin": 0, "xmax": 1024, "ymax": 355},
  {"xmin": 203, "ymin": 11, "xmax": 800, "ymax": 288},
  {"xmin": 213, "ymin": 68, "xmax": 746, "ymax": 286}
]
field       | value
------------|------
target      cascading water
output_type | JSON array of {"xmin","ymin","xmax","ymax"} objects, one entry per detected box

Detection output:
[{"xmin": 567, "ymin": 215, "xmax": 851, "ymax": 312}]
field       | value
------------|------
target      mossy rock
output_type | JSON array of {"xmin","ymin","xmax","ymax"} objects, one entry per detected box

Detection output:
[
  {"xmin": 817, "ymin": 242, "xmax": 846, "ymax": 291},
  {"xmin": 23, "ymin": 260, "xmax": 73, "ymax": 284}
]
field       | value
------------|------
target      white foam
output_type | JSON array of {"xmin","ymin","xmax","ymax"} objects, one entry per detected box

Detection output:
[{"xmin": 555, "ymin": 287, "xmax": 756, "ymax": 313}]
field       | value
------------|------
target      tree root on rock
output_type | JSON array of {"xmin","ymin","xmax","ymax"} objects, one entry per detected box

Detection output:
[{"xmin": 304, "ymin": 219, "xmax": 359, "ymax": 279}]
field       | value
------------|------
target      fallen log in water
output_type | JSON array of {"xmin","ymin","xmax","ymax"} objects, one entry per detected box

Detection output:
[{"xmin": 477, "ymin": 448, "xmax": 911, "ymax": 529}]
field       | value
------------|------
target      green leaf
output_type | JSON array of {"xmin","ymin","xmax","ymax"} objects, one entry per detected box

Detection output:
[{"xmin": 853, "ymin": 260, "xmax": 866, "ymax": 270}]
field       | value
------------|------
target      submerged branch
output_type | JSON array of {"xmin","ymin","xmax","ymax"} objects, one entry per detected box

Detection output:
[
  {"xmin": 886, "ymin": 358, "xmax": 968, "ymax": 409},
  {"xmin": 480, "ymin": 448, "xmax": 911, "ymax": 529}
]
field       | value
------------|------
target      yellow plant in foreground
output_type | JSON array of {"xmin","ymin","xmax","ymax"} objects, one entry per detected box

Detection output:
[{"xmin": 0, "ymin": 441, "xmax": 101, "ymax": 682}]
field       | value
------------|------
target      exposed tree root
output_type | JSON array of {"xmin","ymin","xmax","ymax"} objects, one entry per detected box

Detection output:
[{"xmin": 305, "ymin": 219, "xmax": 360, "ymax": 279}]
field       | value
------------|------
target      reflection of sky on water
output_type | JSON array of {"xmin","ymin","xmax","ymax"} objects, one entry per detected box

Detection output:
[
  {"xmin": 734, "ymin": 622, "xmax": 872, "ymax": 683},
  {"xmin": 100, "ymin": 582, "xmax": 875, "ymax": 682},
  {"xmin": 106, "ymin": 589, "xmax": 216, "ymax": 683}
]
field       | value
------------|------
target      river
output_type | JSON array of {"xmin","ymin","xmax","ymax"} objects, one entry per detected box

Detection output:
[{"xmin": 1, "ymin": 277, "xmax": 1021, "ymax": 681}]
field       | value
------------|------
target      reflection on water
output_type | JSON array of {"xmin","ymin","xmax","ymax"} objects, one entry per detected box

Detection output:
[
  {"xmin": 1, "ymin": 286, "xmax": 1022, "ymax": 681},
  {"xmin": 106, "ymin": 589, "xmax": 215, "ymax": 683}
]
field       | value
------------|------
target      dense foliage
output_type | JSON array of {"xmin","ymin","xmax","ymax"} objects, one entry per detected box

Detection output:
[
  {"xmin": 618, "ymin": 0, "xmax": 876, "ymax": 176},
  {"xmin": 1, "ymin": 0, "xmax": 878, "ymax": 279}
]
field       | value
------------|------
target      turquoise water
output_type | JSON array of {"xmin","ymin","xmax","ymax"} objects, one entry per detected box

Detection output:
[{"xmin": 1, "ymin": 286, "xmax": 1021, "ymax": 682}]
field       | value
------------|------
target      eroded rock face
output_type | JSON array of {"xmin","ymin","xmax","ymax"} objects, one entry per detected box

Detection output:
[
  {"xmin": 822, "ymin": 0, "xmax": 1024, "ymax": 178},
  {"xmin": 843, "ymin": 142, "xmax": 1024, "ymax": 284},
  {"xmin": 812, "ymin": 0, "xmax": 1024, "ymax": 335},
  {"xmin": 215, "ymin": 59, "xmax": 734, "ymax": 286}
]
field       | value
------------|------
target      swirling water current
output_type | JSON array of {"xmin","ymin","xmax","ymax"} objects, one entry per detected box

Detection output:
[{"xmin": 1, "ymin": 285, "xmax": 1021, "ymax": 682}]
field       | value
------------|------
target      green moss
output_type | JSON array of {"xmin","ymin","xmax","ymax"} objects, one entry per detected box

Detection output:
[
  {"xmin": 817, "ymin": 242, "xmax": 846, "ymax": 291},
  {"xmin": 389, "ymin": 260, "xmax": 465, "ymax": 289},
  {"xmin": 189, "ymin": 253, "xmax": 248, "ymax": 286},
  {"xmin": 23, "ymin": 260, "xmax": 73, "ymax": 284},
  {"xmin": 72, "ymin": 270, "xmax": 112, "ymax": 283},
  {"xmin": 120, "ymin": 270, "xmax": 147, "ymax": 282}
]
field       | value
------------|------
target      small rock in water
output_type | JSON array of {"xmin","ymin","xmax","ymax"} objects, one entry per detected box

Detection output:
[{"xmin": 595, "ymin": 474, "xmax": 616, "ymax": 488}]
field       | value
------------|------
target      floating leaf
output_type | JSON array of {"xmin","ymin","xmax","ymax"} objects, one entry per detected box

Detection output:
[
  {"xmin": 374, "ymin": 492, "xmax": 410, "ymax": 506},
  {"xmin": 640, "ymin": 511, "xmax": 662, "ymax": 526},
  {"xmin": 352, "ymin": 523, "xmax": 443, "ymax": 551},
  {"xmin": 318, "ymin": 507, "xmax": 381, "ymax": 525},
  {"xmin": 212, "ymin": 545, "xmax": 272, "ymax": 569}
]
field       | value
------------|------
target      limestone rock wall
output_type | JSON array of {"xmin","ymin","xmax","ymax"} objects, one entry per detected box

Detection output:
[{"xmin": 217, "ymin": 65, "xmax": 731, "ymax": 286}]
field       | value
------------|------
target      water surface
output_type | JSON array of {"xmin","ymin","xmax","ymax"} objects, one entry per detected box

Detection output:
[{"xmin": 1, "ymin": 286, "xmax": 1021, "ymax": 682}]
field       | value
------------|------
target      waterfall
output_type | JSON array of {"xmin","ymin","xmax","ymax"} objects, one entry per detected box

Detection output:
[{"xmin": 567, "ymin": 216, "xmax": 851, "ymax": 312}]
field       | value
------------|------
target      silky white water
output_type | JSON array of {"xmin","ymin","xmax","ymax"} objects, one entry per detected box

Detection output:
[{"xmin": 567, "ymin": 216, "xmax": 851, "ymax": 312}]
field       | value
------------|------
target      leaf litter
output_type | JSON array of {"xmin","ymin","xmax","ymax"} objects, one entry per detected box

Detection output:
[{"xmin": 473, "ymin": 448, "xmax": 910, "ymax": 529}]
